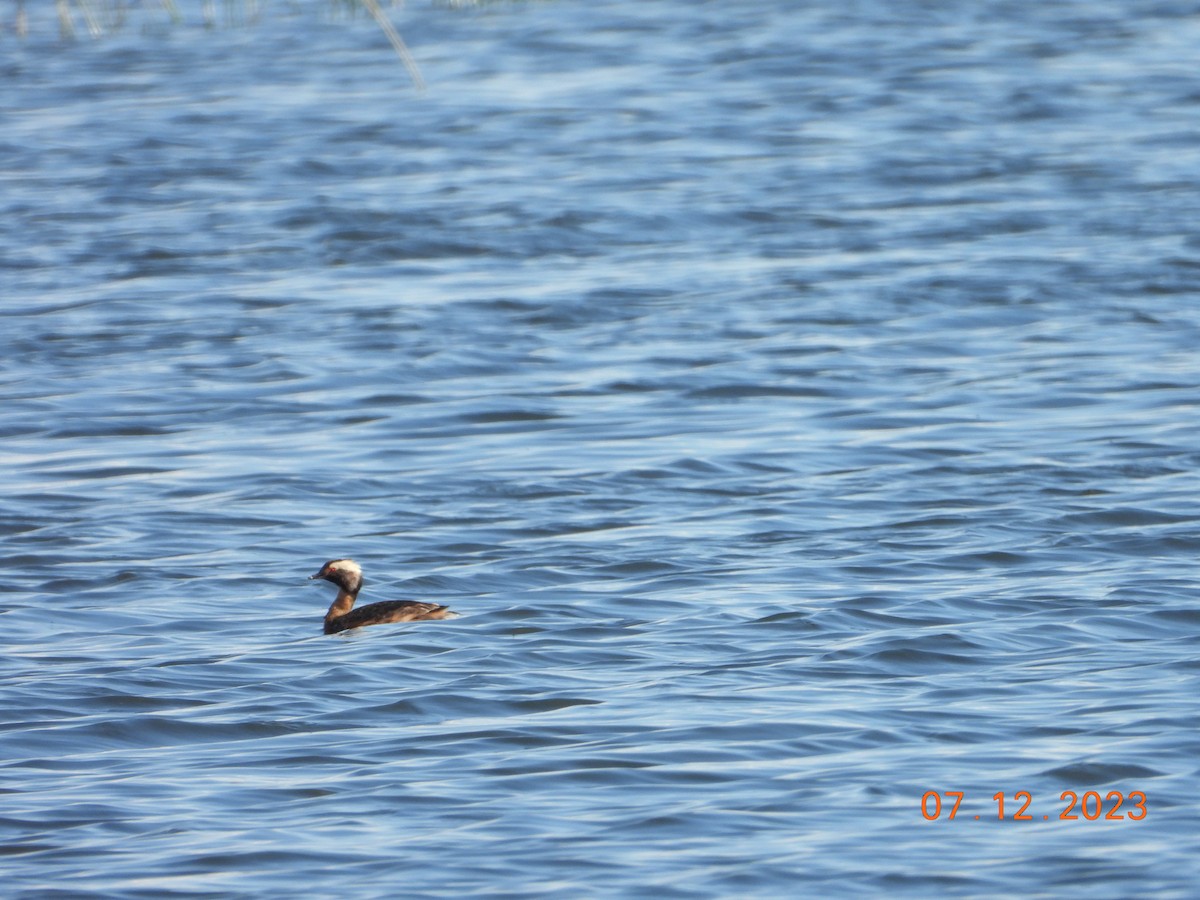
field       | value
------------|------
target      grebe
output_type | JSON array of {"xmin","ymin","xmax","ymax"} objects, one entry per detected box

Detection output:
[{"xmin": 309, "ymin": 558, "xmax": 453, "ymax": 634}]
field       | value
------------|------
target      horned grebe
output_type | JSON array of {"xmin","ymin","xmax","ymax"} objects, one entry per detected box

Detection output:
[{"xmin": 309, "ymin": 558, "xmax": 453, "ymax": 634}]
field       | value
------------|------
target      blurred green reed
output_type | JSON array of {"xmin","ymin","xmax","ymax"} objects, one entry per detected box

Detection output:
[{"xmin": 7, "ymin": 0, "xmax": 425, "ymax": 88}]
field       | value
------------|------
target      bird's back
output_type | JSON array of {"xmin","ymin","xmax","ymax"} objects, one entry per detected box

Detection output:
[{"xmin": 325, "ymin": 599, "xmax": 454, "ymax": 634}]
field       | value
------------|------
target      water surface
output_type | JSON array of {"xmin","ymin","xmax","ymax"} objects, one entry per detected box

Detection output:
[{"xmin": 3, "ymin": 1, "xmax": 1200, "ymax": 896}]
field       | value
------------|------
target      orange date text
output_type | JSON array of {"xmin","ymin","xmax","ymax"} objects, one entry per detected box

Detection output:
[{"xmin": 921, "ymin": 790, "xmax": 1146, "ymax": 821}]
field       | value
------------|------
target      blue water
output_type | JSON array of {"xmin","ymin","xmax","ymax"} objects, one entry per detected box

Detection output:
[{"xmin": 4, "ymin": 1, "xmax": 1200, "ymax": 896}]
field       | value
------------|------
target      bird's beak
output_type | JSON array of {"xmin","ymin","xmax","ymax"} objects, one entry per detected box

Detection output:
[{"xmin": 309, "ymin": 571, "xmax": 323, "ymax": 581}]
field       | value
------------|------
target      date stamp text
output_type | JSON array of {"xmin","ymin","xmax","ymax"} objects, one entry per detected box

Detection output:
[{"xmin": 921, "ymin": 790, "xmax": 1147, "ymax": 821}]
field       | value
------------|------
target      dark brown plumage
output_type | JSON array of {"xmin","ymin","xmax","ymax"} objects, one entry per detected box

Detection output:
[{"xmin": 309, "ymin": 558, "xmax": 453, "ymax": 635}]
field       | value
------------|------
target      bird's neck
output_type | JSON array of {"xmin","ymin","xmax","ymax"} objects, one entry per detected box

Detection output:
[{"xmin": 325, "ymin": 586, "xmax": 359, "ymax": 624}]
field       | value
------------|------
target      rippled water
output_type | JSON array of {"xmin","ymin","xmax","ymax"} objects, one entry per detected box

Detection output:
[{"xmin": 4, "ymin": 1, "xmax": 1200, "ymax": 896}]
